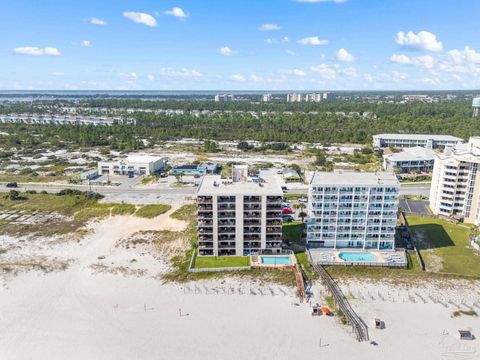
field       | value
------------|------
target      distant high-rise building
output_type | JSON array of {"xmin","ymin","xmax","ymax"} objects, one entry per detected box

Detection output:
[
  {"xmin": 287, "ymin": 93, "xmax": 303, "ymax": 102},
  {"xmin": 214, "ymin": 94, "xmax": 234, "ymax": 102},
  {"xmin": 322, "ymin": 92, "xmax": 336, "ymax": 101},
  {"xmin": 473, "ymin": 97, "xmax": 480, "ymax": 117},
  {"xmin": 305, "ymin": 93, "xmax": 322, "ymax": 103},
  {"xmin": 262, "ymin": 93, "xmax": 272, "ymax": 102}
]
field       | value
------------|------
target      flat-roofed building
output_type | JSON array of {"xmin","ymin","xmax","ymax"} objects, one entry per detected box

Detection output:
[
  {"xmin": 307, "ymin": 170, "xmax": 400, "ymax": 250},
  {"xmin": 214, "ymin": 94, "xmax": 234, "ymax": 102},
  {"xmin": 98, "ymin": 155, "xmax": 166, "ymax": 177},
  {"xmin": 383, "ymin": 147, "xmax": 437, "ymax": 173},
  {"xmin": 473, "ymin": 97, "xmax": 480, "ymax": 117},
  {"xmin": 430, "ymin": 137, "xmax": 480, "ymax": 224},
  {"xmin": 373, "ymin": 133, "xmax": 463, "ymax": 149},
  {"xmin": 262, "ymin": 93, "xmax": 272, "ymax": 102},
  {"xmin": 287, "ymin": 93, "xmax": 303, "ymax": 102},
  {"xmin": 305, "ymin": 93, "xmax": 322, "ymax": 102},
  {"xmin": 197, "ymin": 165, "xmax": 283, "ymax": 256}
]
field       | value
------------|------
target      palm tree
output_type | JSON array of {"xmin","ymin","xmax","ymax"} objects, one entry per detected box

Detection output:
[{"xmin": 298, "ymin": 211, "xmax": 307, "ymax": 223}]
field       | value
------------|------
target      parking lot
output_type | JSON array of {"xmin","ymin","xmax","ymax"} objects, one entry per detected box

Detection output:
[{"xmin": 399, "ymin": 199, "xmax": 430, "ymax": 215}]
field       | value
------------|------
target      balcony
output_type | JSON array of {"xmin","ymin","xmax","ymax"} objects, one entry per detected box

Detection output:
[
  {"xmin": 244, "ymin": 212, "xmax": 261, "ymax": 219},
  {"xmin": 219, "ymin": 212, "xmax": 236, "ymax": 219},
  {"xmin": 198, "ymin": 227, "xmax": 213, "ymax": 234},
  {"xmin": 218, "ymin": 227, "xmax": 236, "ymax": 234},
  {"xmin": 199, "ymin": 220, "xmax": 214, "ymax": 226},
  {"xmin": 244, "ymin": 227, "xmax": 261, "ymax": 234},
  {"xmin": 197, "ymin": 196, "xmax": 213, "ymax": 204},
  {"xmin": 266, "ymin": 226, "xmax": 282, "ymax": 234},
  {"xmin": 244, "ymin": 204, "xmax": 261, "ymax": 211},
  {"xmin": 198, "ymin": 204, "xmax": 213, "ymax": 211},
  {"xmin": 218, "ymin": 220, "xmax": 235, "ymax": 226},
  {"xmin": 218, "ymin": 196, "xmax": 236, "ymax": 203},
  {"xmin": 244, "ymin": 196, "xmax": 261, "ymax": 203},
  {"xmin": 218, "ymin": 204, "xmax": 235, "ymax": 210},
  {"xmin": 267, "ymin": 219, "xmax": 282, "ymax": 226},
  {"xmin": 244, "ymin": 219, "xmax": 261, "ymax": 226}
]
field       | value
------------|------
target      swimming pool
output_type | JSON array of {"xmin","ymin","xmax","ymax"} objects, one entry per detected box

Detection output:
[
  {"xmin": 338, "ymin": 252, "xmax": 376, "ymax": 262},
  {"xmin": 260, "ymin": 256, "xmax": 292, "ymax": 265}
]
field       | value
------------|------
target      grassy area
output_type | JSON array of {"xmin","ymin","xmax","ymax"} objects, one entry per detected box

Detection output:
[
  {"xmin": 295, "ymin": 252, "xmax": 318, "ymax": 281},
  {"xmin": 283, "ymin": 221, "xmax": 304, "ymax": 246},
  {"xmin": 135, "ymin": 204, "xmax": 171, "ymax": 218},
  {"xmin": 0, "ymin": 174, "xmax": 69, "ymax": 183},
  {"xmin": 140, "ymin": 176, "xmax": 155, "ymax": 185},
  {"xmin": 283, "ymin": 193, "xmax": 305, "ymax": 199},
  {"xmin": 170, "ymin": 204, "xmax": 196, "ymax": 221},
  {"xmin": 452, "ymin": 310, "xmax": 478, "ymax": 317},
  {"xmin": 407, "ymin": 216, "xmax": 479, "ymax": 277},
  {"xmin": 110, "ymin": 204, "xmax": 136, "ymax": 216},
  {"xmin": 194, "ymin": 255, "xmax": 250, "ymax": 268}
]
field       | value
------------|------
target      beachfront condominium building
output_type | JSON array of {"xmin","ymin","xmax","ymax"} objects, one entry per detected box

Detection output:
[
  {"xmin": 373, "ymin": 134, "xmax": 464, "ymax": 149},
  {"xmin": 197, "ymin": 165, "xmax": 283, "ymax": 256},
  {"xmin": 429, "ymin": 137, "xmax": 480, "ymax": 224},
  {"xmin": 322, "ymin": 92, "xmax": 336, "ymax": 101},
  {"xmin": 307, "ymin": 170, "xmax": 400, "ymax": 250}
]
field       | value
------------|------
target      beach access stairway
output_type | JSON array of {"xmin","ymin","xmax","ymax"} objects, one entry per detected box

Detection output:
[
  {"xmin": 309, "ymin": 252, "xmax": 369, "ymax": 342},
  {"xmin": 293, "ymin": 264, "xmax": 306, "ymax": 301}
]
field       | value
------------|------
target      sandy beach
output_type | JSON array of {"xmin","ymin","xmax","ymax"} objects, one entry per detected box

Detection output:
[{"xmin": 1, "ymin": 212, "xmax": 480, "ymax": 360}]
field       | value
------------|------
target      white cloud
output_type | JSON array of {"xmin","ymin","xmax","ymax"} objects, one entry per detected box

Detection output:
[
  {"xmin": 336, "ymin": 48, "xmax": 354, "ymax": 62},
  {"xmin": 89, "ymin": 17, "xmax": 107, "ymax": 26},
  {"xmin": 13, "ymin": 47, "xmax": 61, "ymax": 56},
  {"xmin": 218, "ymin": 46, "xmax": 238, "ymax": 56},
  {"xmin": 447, "ymin": 46, "xmax": 480, "ymax": 65},
  {"xmin": 52, "ymin": 72, "xmax": 64, "ymax": 76},
  {"xmin": 159, "ymin": 68, "xmax": 203, "ymax": 78},
  {"xmin": 165, "ymin": 7, "xmax": 188, "ymax": 18},
  {"xmin": 340, "ymin": 66, "xmax": 357, "ymax": 77},
  {"xmin": 415, "ymin": 55, "xmax": 435, "ymax": 69},
  {"xmin": 286, "ymin": 50, "xmax": 299, "ymax": 56},
  {"xmin": 147, "ymin": 74, "xmax": 155, "ymax": 81},
  {"xmin": 231, "ymin": 74, "xmax": 246, "ymax": 82},
  {"xmin": 310, "ymin": 64, "xmax": 336, "ymax": 79},
  {"xmin": 390, "ymin": 54, "xmax": 411, "ymax": 64},
  {"xmin": 80, "ymin": 40, "xmax": 91, "ymax": 47},
  {"xmin": 123, "ymin": 12, "xmax": 157, "ymax": 27},
  {"xmin": 259, "ymin": 23, "xmax": 280, "ymax": 31},
  {"xmin": 297, "ymin": 36, "xmax": 328, "ymax": 46},
  {"xmin": 284, "ymin": 69, "xmax": 306, "ymax": 77},
  {"xmin": 250, "ymin": 74, "xmax": 263, "ymax": 82},
  {"xmin": 395, "ymin": 31, "xmax": 443, "ymax": 52}
]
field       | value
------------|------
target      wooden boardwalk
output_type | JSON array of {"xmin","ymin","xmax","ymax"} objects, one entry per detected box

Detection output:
[
  {"xmin": 293, "ymin": 264, "xmax": 306, "ymax": 301},
  {"xmin": 309, "ymin": 252, "xmax": 369, "ymax": 342}
]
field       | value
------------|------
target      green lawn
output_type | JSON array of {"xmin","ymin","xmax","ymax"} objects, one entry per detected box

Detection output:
[
  {"xmin": 194, "ymin": 255, "xmax": 250, "ymax": 268},
  {"xmin": 407, "ymin": 216, "xmax": 479, "ymax": 277},
  {"xmin": 283, "ymin": 221, "xmax": 305, "ymax": 246},
  {"xmin": 135, "ymin": 204, "xmax": 171, "ymax": 218}
]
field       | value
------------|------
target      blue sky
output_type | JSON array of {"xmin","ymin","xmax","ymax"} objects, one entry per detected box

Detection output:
[{"xmin": 1, "ymin": 0, "xmax": 479, "ymax": 90}]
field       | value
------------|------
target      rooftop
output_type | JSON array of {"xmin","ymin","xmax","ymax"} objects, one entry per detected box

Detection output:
[
  {"xmin": 197, "ymin": 169, "xmax": 283, "ymax": 195},
  {"xmin": 383, "ymin": 146, "xmax": 437, "ymax": 162},
  {"xmin": 310, "ymin": 170, "xmax": 399, "ymax": 186},
  {"xmin": 374, "ymin": 133, "xmax": 463, "ymax": 141},
  {"xmin": 124, "ymin": 155, "xmax": 164, "ymax": 163}
]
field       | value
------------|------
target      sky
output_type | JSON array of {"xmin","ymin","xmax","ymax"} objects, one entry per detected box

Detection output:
[{"xmin": 1, "ymin": 0, "xmax": 480, "ymax": 91}]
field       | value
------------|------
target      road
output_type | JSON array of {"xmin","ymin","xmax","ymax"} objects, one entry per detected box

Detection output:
[
  {"xmin": 0, "ymin": 183, "xmax": 197, "ymax": 205},
  {"xmin": 0, "ymin": 181, "xmax": 431, "ymax": 202}
]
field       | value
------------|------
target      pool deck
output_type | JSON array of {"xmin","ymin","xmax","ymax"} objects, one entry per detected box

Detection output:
[
  {"xmin": 250, "ymin": 254, "xmax": 297, "ymax": 268},
  {"xmin": 309, "ymin": 249, "xmax": 407, "ymax": 268}
]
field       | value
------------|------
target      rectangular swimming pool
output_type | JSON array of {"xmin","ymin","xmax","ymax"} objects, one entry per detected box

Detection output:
[
  {"xmin": 338, "ymin": 252, "xmax": 376, "ymax": 262},
  {"xmin": 260, "ymin": 256, "xmax": 292, "ymax": 265}
]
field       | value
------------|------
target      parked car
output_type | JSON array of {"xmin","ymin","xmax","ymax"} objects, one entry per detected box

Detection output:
[
  {"xmin": 6, "ymin": 182, "xmax": 17, "ymax": 188},
  {"xmin": 282, "ymin": 216, "xmax": 294, "ymax": 223},
  {"xmin": 282, "ymin": 207, "xmax": 294, "ymax": 214},
  {"xmin": 281, "ymin": 186, "xmax": 287, "ymax": 192},
  {"xmin": 298, "ymin": 197, "xmax": 308, "ymax": 203}
]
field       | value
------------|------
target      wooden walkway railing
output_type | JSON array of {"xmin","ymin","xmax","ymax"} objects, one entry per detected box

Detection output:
[
  {"xmin": 293, "ymin": 264, "xmax": 306, "ymax": 301},
  {"xmin": 308, "ymin": 251, "xmax": 369, "ymax": 342}
]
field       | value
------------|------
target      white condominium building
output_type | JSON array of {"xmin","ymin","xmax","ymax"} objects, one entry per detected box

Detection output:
[
  {"xmin": 262, "ymin": 93, "xmax": 272, "ymax": 102},
  {"xmin": 214, "ymin": 94, "xmax": 234, "ymax": 102},
  {"xmin": 197, "ymin": 165, "xmax": 283, "ymax": 256},
  {"xmin": 307, "ymin": 171, "xmax": 400, "ymax": 250},
  {"xmin": 305, "ymin": 93, "xmax": 322, "ymax": 102},
  {"xmin": 429, "ymin": 137, "xmax": 480, "ymax": 224},
  {"xmin": 473, "ymin": 97, "xmax": 480, "ymax": 117},
  {"xmin": 373, "ymin": 134, "xmax": 463, "ymax": 149},
  {"xmin": 287, "ymin": 93, "xmax": 303, "ymax": 102}
]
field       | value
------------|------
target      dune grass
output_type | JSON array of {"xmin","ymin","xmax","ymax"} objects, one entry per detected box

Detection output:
[{"xmin": 135, "ymin": 204, "xmax": 171, "ymax": 218}]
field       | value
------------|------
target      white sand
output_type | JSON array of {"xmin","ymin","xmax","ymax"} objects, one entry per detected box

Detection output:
[{"xmin": 1, "ymin": 211, "xmax": 480, "ymax": 359}]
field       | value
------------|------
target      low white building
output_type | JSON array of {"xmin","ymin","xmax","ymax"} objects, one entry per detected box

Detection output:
[
  {"xmin": 214, "ymin": 94, "xmax": 234, "ymax": 102},
  {"xmin": 98, "ymin": 155, "xmax": 167, "ymax": 177},
  {"xmin": 307, "ymin": 170, "xmax": 399, "ymax": 250},
  {"xmin": 430, "ymin": 137, "xmax": 480, "ymax": 224},
  {"xmin": 262, "ymin": 93, "xmax": 272, "ymax": 102},
  {"xmin": 383, "ymin": 147, "xmax": 437, "ymax": 173},
  {"xmin": 373, "ymin": 134, "xmax": 463, "ymax": 149},
  {"xmin": 197, "ymin": 165, "xmax": 283, "ymax": 256}
]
